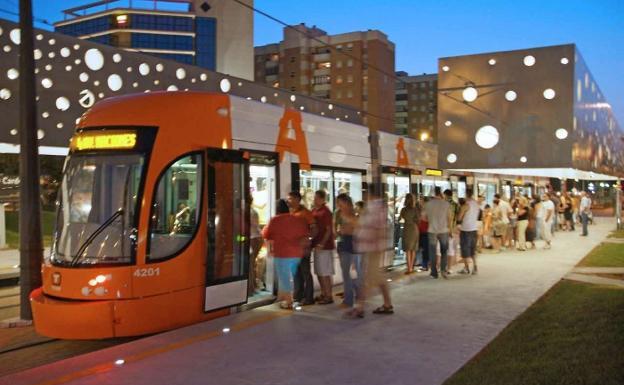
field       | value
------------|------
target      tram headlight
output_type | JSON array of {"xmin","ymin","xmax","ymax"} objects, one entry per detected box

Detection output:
[{"xmin": 52, "ymin": 272, "xmax": 62, "ymax": 286}]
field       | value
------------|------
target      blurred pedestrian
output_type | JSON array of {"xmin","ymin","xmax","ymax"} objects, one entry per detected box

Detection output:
[
  {"xmin": 458, "ymin": 188, "xmax": 480, "ymax": 274},
  {"xmin": 580, "ymin": 191, "xmax": 592, "ymax": 236},
  {"xmin": 262, "ymin": 199, "xmax": 309, "ymax": 309},
  {"xmin": 539, "ymin": 193, "xmax": 555, "ymax": 249},
  {"xmin": 424, "ymin": 187, "xmax": 451, "ymax": 279},
  {"xmin": 312, "ymin": 190, "xmax": 335, "ymax": 304},
  {"xmin": 399, "ymin": 193, "xmax": 420, "ymax": 274},
  {"xmin": 355, "ymin": 192, "xmax": 393, "ymax": 315},
  {"xmin": 516, "ymin": 197, "xmax": 529, "ymax": 251},
  {"xmin": 288, "ymin": 191, "xmax": 317, "ymax": 306},
  {"xmin": 248, "ymin": 196, "xmax": 263, "ymax": 295},
  {"xmin": 336, "ymin": 193, "xmax": 365, "ymax": 317}
]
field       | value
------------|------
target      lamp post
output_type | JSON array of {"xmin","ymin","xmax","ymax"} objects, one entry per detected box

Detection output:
[{"xmin": 18, "ymin": 0, "xmax": 43, "ymax": 321}]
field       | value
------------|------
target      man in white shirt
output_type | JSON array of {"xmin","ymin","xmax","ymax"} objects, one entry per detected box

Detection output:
[
  {"xmin": 458, "ymin": 189, "xmax": 481, "ymax": 275},
  {"xmin": 579, "ymin": 191, "xmax": 592, "ymax": 236},
  {"xmin": 539, "ymin": 193, "xmax": 555, "ymax": 249},
  {"xmin": 424, "ymin": 187, "xmax": 451, "ymax": 279},
  {"xmin": 494, "ymin": 194, "xmax": 512, "ymax": 249}
]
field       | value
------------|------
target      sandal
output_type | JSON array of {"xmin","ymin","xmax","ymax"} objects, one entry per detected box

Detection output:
[
  {"xmin": 279, "ymin": 302, "xmax": 293, "ymax": 310},
  {"xmin": 317, "ymin": 298, "xmax": 334, "ymax": 305},
  {"xmin": 344, "ymin": 308, "xmax": 365, "ymax": 319},
  {"xmin": 372, "ymin": 305, "xmax": 394, "ymax": 314}
]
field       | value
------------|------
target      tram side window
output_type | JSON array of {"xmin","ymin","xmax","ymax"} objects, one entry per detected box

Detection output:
[{"xmin": 148, "ymin": 154, "xmax": 202, "ymax": 261}]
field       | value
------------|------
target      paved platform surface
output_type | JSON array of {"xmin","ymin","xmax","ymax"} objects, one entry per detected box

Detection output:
[{"xmin": 0, "ymin": 219, "xmax": 615, "ymax": 385}]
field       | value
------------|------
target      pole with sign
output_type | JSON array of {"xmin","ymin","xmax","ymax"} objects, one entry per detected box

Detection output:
[{"xmin": 18, "ymin": 0, "xmax": 43, "ymax": 320}]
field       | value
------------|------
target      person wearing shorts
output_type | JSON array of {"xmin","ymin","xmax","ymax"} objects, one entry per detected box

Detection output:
[
  {"xmin": 458, "ymin": 188, "xmax": 480, "ymax": 274},
  {"xmin": 312, "ymin": 190, "xmax": 335, "ymax": 304},
  {"xmin": 262, "ymin": 199, "xmax": 309, "ymax": 309}
]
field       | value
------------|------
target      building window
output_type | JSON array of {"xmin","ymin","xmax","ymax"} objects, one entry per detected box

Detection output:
[
  {"xmin": 290, "ymin": 71, "xmax": 295, "ymax": 78},
  {"xmin": 420, "ymin": 94, "xmax": 427, "ymax": 100},
  {"xmin": 347, "ymin": 59, "xmax": 353, "ymax": 67},
  {"xmin": 317, "ymin": 61, "xmax": 331, "ymax": 69},
  {"xmin": 346, "ymin": 43, "xmax": 354, "ymax": 51},
  {"xmin": 421, "ymin": 106, "xmax": 426, "ymax": 112},
  {"xmin": 336, "ymin": 90, "xmax": 342, "ymax": 98},
  {"xmin": 420, "ymin": 82, "xmax": 426, "ymax": 89},
  {"xmin": 347, "ymin": 89, "xmax": 353, "ymax": 98},
  {"xmin": 313, "ymin": 75, "xmax": 331, "ymax": 85},
  {"xmin": 336, "ymin": 44, "xmax": 343, "ymax": 51},
  {"xmin": 336, "ymin": 61, "xmax": 342, "ymax": 68},
  {"xmin": 347, "ymin": 75, "xmax": 353, "ymax": 83},
  {"xmin": 290, "ymin": 56, "xmax": 296, "ymax": 63},
  {"xmin": 336, "ymin": 75, "xmax": 343, "ymax": 84}
]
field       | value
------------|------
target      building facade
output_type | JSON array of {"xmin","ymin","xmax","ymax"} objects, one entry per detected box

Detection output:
[
  {"xmin": 54, "ymin": 0, "xmax": 254, "ymax": 80},
  {"xmin": 254, "ymin": 24, "xmax": 396, "ymax": 133},
  {"xmin": 394, "ymin": 71, "xmax": 437, "ymax": 142},
  {"xmin": 437, "ymin": 44, "xmax": 623, "ymax": 178}
]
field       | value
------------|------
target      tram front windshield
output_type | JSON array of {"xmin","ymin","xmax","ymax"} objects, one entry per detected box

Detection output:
[{"xmin": 52, "ymin": 153, "xmax": 144, "ymax": 266}]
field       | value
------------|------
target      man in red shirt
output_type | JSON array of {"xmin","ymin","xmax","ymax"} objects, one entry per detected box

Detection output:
[
  {"xmin": 312, "ymin": 190, "xmax": 335, "ymax": 304},
  {"xmin": 288, "ymin": 191, "xmax": 317, "ymax": 306}
]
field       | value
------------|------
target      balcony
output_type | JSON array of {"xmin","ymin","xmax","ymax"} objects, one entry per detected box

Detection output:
[
  {"xmin": 313, "ymin": 52, "xmax": 331, "ymax": 62},
  {"xmin": 313, "ymin": 83, "xmax": 331, "ymax": 92},
  {"xmin": 313, "ymin": 68, "xmax": 330, "ymax": 76}
]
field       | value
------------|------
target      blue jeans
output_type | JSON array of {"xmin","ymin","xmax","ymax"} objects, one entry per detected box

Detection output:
[
  {"xmin": 339, "ymin": 251, "xmax": 363, "ymax": 306},
  {"xmin": 275, "ymin": 257, "xmax": 301, "ymax": 293},
  {"xmin": 581, "ymin": 213, "xmax": 589, "ymax": 235},
  {"xmin": 428, "ymin": 232, "xmax": 449, "ymax": 277}
]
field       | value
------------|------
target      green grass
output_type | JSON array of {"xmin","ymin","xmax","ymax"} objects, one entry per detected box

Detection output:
[
  {"xmin": 4, "ymin": 211, "xmax": 55, "ymax": 249},
  {"xmin": 577, "ymin": 243, "xmax": 624, "ymax": 267},
  {"xmin": 443, "ymin": 280, "xmax": 624, "ymax": 385}
]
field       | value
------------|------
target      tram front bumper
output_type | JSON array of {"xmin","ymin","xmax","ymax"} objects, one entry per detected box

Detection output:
[{"xmin": 30, "ymin": 288, "xmax": 117, "ymax": 339}]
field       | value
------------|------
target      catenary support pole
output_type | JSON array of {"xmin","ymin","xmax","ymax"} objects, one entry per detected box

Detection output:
[{"xmin": 18, "ymin": 0, "xmax": 43, "ymax": 320}]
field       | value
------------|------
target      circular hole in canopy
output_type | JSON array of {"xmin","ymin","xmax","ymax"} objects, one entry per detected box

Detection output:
[
  {"xmin": 444, "ymin": 120, "xmax": 452, "ymax": 127},
  {"xmin": 219, "ymin": 78, "xmax": 231, "ymax": 93},
  {"xmin": 560, "ymin": 57, "xmax": 569, "ymax": 65},
  {"xmin": 447, "ymin": 153, "xmax": 457, "ymax": 163},
  {"xmin": 84, "ymin": 48, "xmax": 104, "ymax": 71},
  {"xmin": 543, "ymin": 88, "xmax": 556, "ymax": 100},
  {"xmin": 7, "ymin": 68, "xmax": 19, "ymax": 80},
  {"xmin": 523, "ymin": 55, "xmax": 536, "ymax": 66},
  {"xmin": 462, "ymin": 87, "xmax": 478, "ymax": 102},
  {"xmin": 475, "ymin": 125, "xmax": 499, "ymax": 149},
  {"xmin": 0, "ymin": 88, "xmax": 11, "ymax": 100},
  {"xmin": 505, "ymin": 90, "xmax": 517, "ymax": 101},
  {"xmin": 55, "ymin": 96, "xmax": 70, "ymax": 111},
  {"xmin": 176, "ymin": 68, "xmax": 186, "ymax": 80},
  {"xmin": 139, "ymin": 63, "xmax": 150, "ymax": 76},
  {"xmin": 520, "ymin": 156, "xmax": 527, "ymax": 163},
  {"xmin": 41, "ymin": 78, "xmax": 53, "ymax": 88},
  {"xmin": 555, "ymin": 128, "xmax": 568, "ymax": 139},
  {"xmin": 107, "ymin": 74, "xmax": 123, "ymax": 91}
]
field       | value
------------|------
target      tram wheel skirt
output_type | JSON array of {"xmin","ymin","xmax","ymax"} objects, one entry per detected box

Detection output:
[{"xmin": 30, "ymin": 287, "xmax": 228, "ymax": 339}]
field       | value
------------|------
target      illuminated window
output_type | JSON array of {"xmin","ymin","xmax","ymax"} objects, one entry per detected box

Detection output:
[{"xmin": 148, "ymin": 154, "xmax": 203, "ymax": 261}]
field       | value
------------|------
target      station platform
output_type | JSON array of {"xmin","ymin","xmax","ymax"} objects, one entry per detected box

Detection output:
[{"xmin": 0, "ymin": 219, "xmax": 614, "ymax": 385}]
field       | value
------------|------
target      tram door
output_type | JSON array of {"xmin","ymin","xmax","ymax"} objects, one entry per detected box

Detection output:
[
  {"xmin": 204, "ymin": 149, "xmax": 250, "ymax": 312},
  {"xmin": 382, "ymin": 173, "xmax": 411, "ymax": 266},
  {"xmin": 249, "ymin": 155, "xmax": 277, "ymax": 299}
]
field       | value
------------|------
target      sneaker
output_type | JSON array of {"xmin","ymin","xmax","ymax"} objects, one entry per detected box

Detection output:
[
  {"xmin": 472, "ymin": 267, "xmax": 478, "ymax": 275},
  {"xmin": 430, "ymin": 273, "xmax": 439, "ymax": 279},
  {"xmin": 458, "ymin": 268, "xmax": 470, "ymax": 274}
]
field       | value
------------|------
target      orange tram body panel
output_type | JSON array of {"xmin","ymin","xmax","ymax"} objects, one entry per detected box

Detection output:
[{"xmin": 31, "ymin": 92, "xmax": 243, "ymax": 339}]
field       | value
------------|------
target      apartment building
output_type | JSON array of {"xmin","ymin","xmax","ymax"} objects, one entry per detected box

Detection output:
[
  {"xmin": 255, "ymin": 24, "xmax": 396, "ymax": 133},
  {"xmin": 395, "ymin": 71, "xmax": 437, "ymax": 142}
]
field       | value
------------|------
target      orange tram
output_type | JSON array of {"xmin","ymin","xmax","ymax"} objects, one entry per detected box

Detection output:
[{"xmin": 30, "ymin": 91, "xmax": 489, "ymax": 339}]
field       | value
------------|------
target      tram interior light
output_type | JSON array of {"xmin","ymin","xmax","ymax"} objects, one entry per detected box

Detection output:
[{"xmin": 222, "ymin": 327, "xmax": 231, "ymax": 333}]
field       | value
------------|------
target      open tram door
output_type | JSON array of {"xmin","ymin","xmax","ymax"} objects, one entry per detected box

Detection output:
[{"xmin": 204, "ymin": 148, "xmax": 250, "ymax": 312}]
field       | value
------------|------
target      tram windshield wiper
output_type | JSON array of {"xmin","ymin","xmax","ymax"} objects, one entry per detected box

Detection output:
[{"xmin": 70, "ymin": 209, "xmax": 124, "ymax": 266}]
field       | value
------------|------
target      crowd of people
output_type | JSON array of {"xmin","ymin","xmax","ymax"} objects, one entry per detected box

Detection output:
[{"xmin": 255, "ymin": 186, "xmax": 593, "ymax": 317}]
